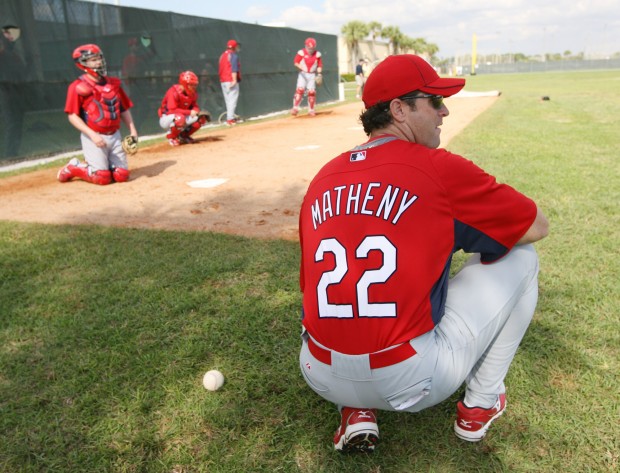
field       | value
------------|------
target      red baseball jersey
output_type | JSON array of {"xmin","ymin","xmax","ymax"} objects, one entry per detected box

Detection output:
[
  {"xmin": 219, "ymin": 49, "xmax": 241, "ymax": 82},
  {"xmin": 294, "ymin": 49, "xmax": 322, "ymax": 73},
  {"xmin": 299, "ymin": 135, "xmax": 536, "ymax": 355},
  {"xmin": 65, "ymin": 75, "xmax": 132, "ymax": 134},
  {"xmin": 157, "ymin": 84, "xmax": 199, "ymax": 117}
]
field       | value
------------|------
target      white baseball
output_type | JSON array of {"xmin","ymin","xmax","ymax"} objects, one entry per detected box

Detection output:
[{"xmin": 202, "ymin": 370, "xmax": 225, "ymax": 391}]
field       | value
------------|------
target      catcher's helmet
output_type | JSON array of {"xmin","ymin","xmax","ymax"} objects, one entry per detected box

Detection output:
[
  {"xmin": 72, "ymin": 43, "xmax": 107, "ymax": 78},
  {"xmin": 305, "ymin": 37, "xmax": 317, "ymax": 53},
  {"xmin": 178, "ymin": 70, "xmax": 199, "ymax": 90}
]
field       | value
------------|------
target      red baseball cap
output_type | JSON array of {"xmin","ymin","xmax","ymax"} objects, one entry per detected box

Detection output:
[
  {"xmin": 227, "ymin": 39, "xmax": 238, "ymax": 48},
  {"xmin": 362, "ymin": 55, "xmax": 465, "ymax": 108}
]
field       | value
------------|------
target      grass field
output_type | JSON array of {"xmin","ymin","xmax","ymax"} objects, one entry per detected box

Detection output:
[{"xmin": 1, "ymin": 70, "xmax": 619, "ymax": 472}]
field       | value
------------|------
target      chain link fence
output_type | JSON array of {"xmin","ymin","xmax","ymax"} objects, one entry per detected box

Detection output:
[{"xmin": 1, "ymin": 0, "xmax": 338, "ymax": 163}]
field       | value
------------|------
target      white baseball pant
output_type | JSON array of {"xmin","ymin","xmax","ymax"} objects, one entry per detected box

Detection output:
[
  {"xmin": 220, "ymin": 82, "xmax": 239, "ymax": 121},
  {"xmin": 80, "ymin": 130, "xmax": 127, "ymax": 172},
  {"xmin": 299, "ymin": 244, "xmax": 540, "ymax": 411}
]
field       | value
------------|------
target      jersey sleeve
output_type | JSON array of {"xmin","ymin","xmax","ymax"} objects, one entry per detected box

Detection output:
[
  {"xmin": 294, "ymin": 50, "xmax": 303, "ymax": 65},
  {"xmin": 433, "ymin": 151, "xmax": 537, "ymax": 262},
  {"xmin": 64, "ymin": 81, "xmax": 82, "ymax": 115},
  {"xmin": 230, "ymin": 53, "xmax": 240, "ymax": 73}
]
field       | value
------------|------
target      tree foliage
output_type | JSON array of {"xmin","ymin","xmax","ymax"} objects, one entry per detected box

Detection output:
[
  {"xmin": 341, "ymin": 20, "xmax": 440, "ymax": 60},
  {"xmin": 341, "ymin": 20, "xmax": 371, "ymax": 69}
]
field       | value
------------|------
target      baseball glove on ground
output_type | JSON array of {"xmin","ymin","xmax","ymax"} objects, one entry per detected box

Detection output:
[
  {"xmin": 122, "ymin": 135, "xmax": 138, "ymax": 155},
  {"xmin": 198, "ymin": 110, "xmax": 212, "ymax": 123},
  {"xmin": 315, "ymin": 74, "xmax": 323, "ymax": 86}
]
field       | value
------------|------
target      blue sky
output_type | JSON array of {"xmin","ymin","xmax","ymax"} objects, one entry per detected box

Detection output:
[{"xmin": 91, "ymin": 0, "xmax": 618, "ymax": 58}]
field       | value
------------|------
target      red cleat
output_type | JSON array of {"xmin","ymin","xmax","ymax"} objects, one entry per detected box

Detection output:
[
  {"xmin": 333, "ymin": 407, "xmax": 379, "ymax": 453},
  {"xmin": 454, "ymin": 393, "xmax": 507, "ymax": 442}
]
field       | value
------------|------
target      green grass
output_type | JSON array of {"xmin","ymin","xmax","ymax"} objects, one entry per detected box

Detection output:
[{"xmin": 1, "ymin": 70, "xmax": 619, "ymax": 472}]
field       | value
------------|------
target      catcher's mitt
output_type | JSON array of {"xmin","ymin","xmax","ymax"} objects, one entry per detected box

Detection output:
[
  {"xmin": 122, "ymin": 135, "xmax": 138, "ymax": 155},
  {"xmin": 198, "ymin": 110, "xmax": 212, "ymax": 124},
  {"xmin": 315, "ymin": 73, "xmax": 323, "ymax": 86}
]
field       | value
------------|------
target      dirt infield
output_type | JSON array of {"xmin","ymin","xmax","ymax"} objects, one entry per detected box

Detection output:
[{"xmin": 0, "ymin": 97, "xmax": 497, "ymax": 240}]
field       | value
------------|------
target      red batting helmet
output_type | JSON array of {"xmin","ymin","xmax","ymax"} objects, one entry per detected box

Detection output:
[
  {"xmin": 72, "ymin": 43, "xmax": 107, "ymax": 78},
  {"xmin": 305, "ymin": 37, "xmax": 317, "ymax": 52},
  {"xmin": 227, "ymin": 39, "xmax": 239, "ymax": 49},
  {"xmin": 178, "ymin": 70, "xmax": 199, "ymax": 89}
]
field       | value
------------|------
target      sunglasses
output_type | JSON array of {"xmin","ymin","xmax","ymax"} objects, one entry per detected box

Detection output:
[{"xmin": 399, "ymin": 93, "xmax": 444, "ymax": 110}]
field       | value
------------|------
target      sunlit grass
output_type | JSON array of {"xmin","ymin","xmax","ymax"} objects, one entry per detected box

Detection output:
[{"xmin": 1, "ymin": 69, "xmax": 618, "ymax": 472}]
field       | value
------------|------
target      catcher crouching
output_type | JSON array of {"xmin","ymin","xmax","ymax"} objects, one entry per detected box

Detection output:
[
  {"xmin": 57, "ymin": 43, "xmax": 138, "ymax": 185},
  {"xmin": 158, "ymin": 70, "xmax": 210, "ymax": 146}
]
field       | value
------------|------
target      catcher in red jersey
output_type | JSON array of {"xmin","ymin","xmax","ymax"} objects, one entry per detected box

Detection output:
[
  {"xmin": 57, "ymin": 44, "xmax": 138, "ymax": 185},
  {"xmin": 291, "ymin": 37, "xmax": 323, "ymax": 117},
  {"xmin": 158, "ymin": 70, "xmax": 209, "ymax": 146},
  {"xmin": 298, "ymin": 54, "xmax": 549, "ymax": 453}
]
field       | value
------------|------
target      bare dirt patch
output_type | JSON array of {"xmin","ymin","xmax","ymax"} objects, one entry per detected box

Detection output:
[{"xmin": 0, "ymin": 97, "xmax": 497, "ymax": 240}]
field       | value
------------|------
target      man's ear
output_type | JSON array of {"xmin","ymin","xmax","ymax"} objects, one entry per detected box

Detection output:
[{"xmin": 389, "ymin": 99, "xmax": 409, "ymax": 123}]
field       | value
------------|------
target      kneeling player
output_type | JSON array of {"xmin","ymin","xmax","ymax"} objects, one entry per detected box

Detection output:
[{"xmin": 57, "ymin": 44, "xmax": 138, "ymax": 185}]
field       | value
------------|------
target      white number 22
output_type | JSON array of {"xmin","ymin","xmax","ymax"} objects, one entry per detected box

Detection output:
[{"xmin": 314, "ymin": 236, "xmax": 397, "ymax": 319}]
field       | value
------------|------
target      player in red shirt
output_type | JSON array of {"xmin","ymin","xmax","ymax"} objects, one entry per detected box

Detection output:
[
  {"xmin": 158, "ymin": 71, "xmax": 207, "ymax": 146},
  {"xmin": 57, "ymin": 44, "xmax": 137, "ymax": 185},
  {"xmin": 291, "ymin": 37, "xmax": 323, "ymax": 117},
  {"xmin": 298, "ymin": 55, "xmax": 549, "ymax": 452},
  {"xmin": 218, "ymin": 39, "xmax": 241, "ymax": 126}
]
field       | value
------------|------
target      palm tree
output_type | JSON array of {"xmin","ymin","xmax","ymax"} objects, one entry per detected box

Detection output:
[
  {"xmin": 341, "ymin": 20, "xmax": 370, "ymax": 71},
  {"xmin": 367, "ymin": 21, "xmax": 383, "ymax": 61},
  {"xmin": 400, "ymin": 36, "xmax": 417, "ymax": 54},
  {"xmin": 411, "ymin": 38, "xmax": 438, "ymax": 58},
  {"xmin": 424, "ymin": 42, "xmax": 440, "ymax": 59},
  {"xmin": 380, "ymin": 25, "xmax": 404, "ymax": 55}
]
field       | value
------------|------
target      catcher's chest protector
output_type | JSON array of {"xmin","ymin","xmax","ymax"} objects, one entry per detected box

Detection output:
[{"xmin": 77, "ymin": 75, "xmax": 122, "ymax": 130}]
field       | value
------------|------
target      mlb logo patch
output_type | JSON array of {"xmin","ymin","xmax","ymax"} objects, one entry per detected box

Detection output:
[{"xmin": 350, "ymin": 150, "xmax": 367, "ymax": 162}]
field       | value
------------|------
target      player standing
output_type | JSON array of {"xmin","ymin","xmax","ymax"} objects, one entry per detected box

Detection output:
[
  {"xmin": 298, "ymin": 54, "xmax": 549, "ymax": 452},
  {"xmin": 57, "ymin": 44, "xmax": 138, "ymax": 185},
  {"xmin": 291, "ymin": 37, "xmax": 323, "ymax": 117},
  {"xmin": 355, "ymin": 59, "xmax": 366, "ymax": 99},
  {"xmin": 158, "ymin": 70, "xmax": 207, "ymax": 146},
  {"xmin": 218, "ymin": 39, "xmax": 241, "ymax": 126}
]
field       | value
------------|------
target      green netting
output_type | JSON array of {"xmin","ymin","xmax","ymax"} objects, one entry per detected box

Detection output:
[{"xmin": 0, "ymin": 0, "xmax": 338, "ymax": 162}]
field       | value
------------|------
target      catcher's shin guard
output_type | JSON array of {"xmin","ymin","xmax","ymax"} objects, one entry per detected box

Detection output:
[
  {"xmin": 67, "ymin": 164, "xmax": 89, "ymax": 182},
  {"xmin": 186, "ymin": 121, "xmax": 201, "ymax": 137},
  {"xmin": 59, "ymin": 161, "xmax": 101, "ymax": 184},
  {"xmin": 308, "ymin": 89, "xmax": 316, "ymax": 111},
  {"xmin": 112, "ymin": 167, "xmax": 130, "ymax": 182},
  {"xmin": 293, "ymin": 87, "xmax": 305, "ymax": 108},
  {"xmin": 57, "ymin": 158, "xmax": 80, "ymax": 182},
  {"xmin": 167, "ymin": 127, "xmax": 183, "ymax": 140},
  {"xmin": 89, "ymin": 169, "xmax": 113, "ymax": 185}
]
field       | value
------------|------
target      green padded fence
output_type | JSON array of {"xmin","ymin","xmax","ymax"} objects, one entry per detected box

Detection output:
[{"xmin": 0, "ymin": 0, "xmax": 338, "ymax": 162}]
